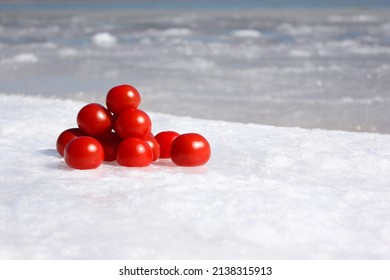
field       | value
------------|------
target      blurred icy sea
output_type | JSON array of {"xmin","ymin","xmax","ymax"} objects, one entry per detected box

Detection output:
[{"xmin": 0, "ymin": 6, "xmax": 389, "ymax": 133}]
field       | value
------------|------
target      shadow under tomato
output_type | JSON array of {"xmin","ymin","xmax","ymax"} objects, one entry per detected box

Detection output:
[
  {"xmin": 151, "ymin": 159, "xmax": 176, "ymax": 167},
  {"xmin": 152, "ymin": 159, "xmax": 208, "ymax": 174},
  {"xmin": 40, "ymin": 148, "xmax": 61, "ymax": 159}
]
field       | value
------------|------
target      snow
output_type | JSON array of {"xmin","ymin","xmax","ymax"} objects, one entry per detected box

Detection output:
[
  {"xmin": 91, "ymin": 32, "xmax": 118, "ymax": 48},
  {"xmin": 328, "ymin": 14, "xmax": 380, "ymax": 23},
  {"xmin": 231, "ymin": 29, "xmax": 262, "ymax": 38},
  {"xmin": 159, "ymin": 28, "xmax": 193, "ymax": 36},
  {"xmin": 1, "ymin": 94, "xmax": 389, "ymax": 259},
  {"xmin": 13, "ymin": 53, "xmax": 39, "ymax": 63},
  {"xmin": 1, "ymin": 53, "xmax": 38, "ymax": 64}
]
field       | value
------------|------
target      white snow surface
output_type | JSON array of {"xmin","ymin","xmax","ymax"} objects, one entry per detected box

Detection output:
[{"xmin": 1, "ymin": 94, "xmax": 389, "ymax": 259}]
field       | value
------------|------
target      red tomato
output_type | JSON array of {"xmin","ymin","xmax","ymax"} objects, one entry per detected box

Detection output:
[
  {"xmin": 170, "ymin": 133, "xmax": 211, "ymax": 166},
  {"xmin": 154, "ymin": 131, "xmax": 179, "ymax": 158},
  {"xmin": 116, "ymin": 138, "xmax": 153, "ymax": 167},
  {"xmin": 145, "ymin": 134, "xmax": 160, "ymax": 161},
  {"xmin": 114, "ymin": 108, "xmax": 151, "ymax": 139},
  {"xmin": 64, "ymin": 136, "xmax": 104, "ymax": 169},
  {"xmin": 96, "ymin": 131, "xmax": 122, "ymax": 162},
  {"xmin": 106, "ymin": 84, "xmax": 141, "ymax": 115},
  {"xmin": 56, "ymin": 128, "xmax": 85, "ymax": 157},
  {"xmin": 77, "ymin": 103, "xmax": 114, "ymax": 137}
]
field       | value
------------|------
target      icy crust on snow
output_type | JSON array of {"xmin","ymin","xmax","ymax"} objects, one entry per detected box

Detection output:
[{"xmin": 0, "ymin": 94, "xmax": 390, "ymax": 259}]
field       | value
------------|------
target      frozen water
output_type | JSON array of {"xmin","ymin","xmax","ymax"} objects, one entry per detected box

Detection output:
[
  {"xmin": 0, "ymin": 8, "xmax": 389, "ymax": 133},
  {"xmin": 0, "ymin": 94, "xmax": 389, "ymax": 259}
]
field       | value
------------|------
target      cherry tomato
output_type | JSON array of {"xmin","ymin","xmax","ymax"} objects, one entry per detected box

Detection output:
[
  {"xmin": 170, "ymin": 133, "xmax": 211, "ymax": 166},
  {"xmin": 56, "ymin": 128, "xmax": 85, "ymax": 157},
  {"xmin": 145, "ymin": 134, "xmax": 160, "ymax": 161},
  {"xmin": 77, "ymin": 103, "xmax": 114, "ymax": 137},
  {"xmin": 106, "ymin": 84, "xmax": 141, "ymax": 115},
  {"xmin": 96, "ymin": 131, "xmax": 122, "ymax": 162},
  {"xmin": 114, "ymin": 108, "xmax": 151, "ymax": 139},
  {"xmin": 116, "ymin": 138, "xmax": 153, "ymax": 167},
  {"xmin": 64, "ymin": 136, "xmax": 104, "ymax": 169},
  {"xmin": 154, "ymin": 131, "xmax": 179, "ymax": 158}
]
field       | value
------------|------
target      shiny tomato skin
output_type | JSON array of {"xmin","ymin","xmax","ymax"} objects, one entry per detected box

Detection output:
[
  {"xmin": 170, "ymin": 133, "xmax": 211, "ymax": 166},
  {"xmin": 56, "ymin": 128, "xmax": 86, "ymax": 157},
  {"xmin": 64, "ymin": 136, "xmax": 104, "ymax": 169},
  {"xmin": 114, "ymin": 108, "xmax": 152, "ymax": 139},
  {"xmin": 106, "ymin": 84, "xmax": 141, "ymax": 115},
  {"xmin": 145, "ymin": 134, "xmax": 160, "ymax": 161},
  {"xmin": 116, "ymin": 138, "xmax": 153, "ymax": 167},
  {"xmin": 96, "ymin": 131, "xmax": 122, "ymax": 162},
  {"xmin": 77, "ymin": 103, "xmax": 114, "ymax": 137},
  {"xmin": 154, "ymin": 131, "xmax": 179, "ymax": 158}
]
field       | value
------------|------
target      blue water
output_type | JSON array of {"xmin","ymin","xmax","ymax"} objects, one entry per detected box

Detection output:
[{"xmin": 1, "ymin": 0, "xmax": 390, "ymax": 11}]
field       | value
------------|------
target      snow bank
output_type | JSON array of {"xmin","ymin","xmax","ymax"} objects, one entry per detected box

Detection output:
[
  {"xmin": 231, "ymin": 29, "xmax": 261, "ymax": 38},
  {"xmin": 0, "ymin": 94, "xmax": 389, "ymax": 259},
  {"xmin": 142, "ymin": 28, "xmax": 193, "ymax": 37},
  {"xmin": 160, "ymin": 28, "xmax": 192, "ymax": 36},
  {"xmin": 328, "ymin": 14, "xmax": 380, "ymax": 23},
  {"xmin": 91, "ymin": 32, "xmax": 117, "ymax": 48},
  {"xmin": 1, "ymin": 53, "xmax": 38, "ymax": 64}
]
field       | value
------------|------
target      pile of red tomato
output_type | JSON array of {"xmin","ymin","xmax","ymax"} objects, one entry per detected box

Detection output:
[{"xmin": 56, "ymin": 84, "xmax": 211, "ymax": 169}]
